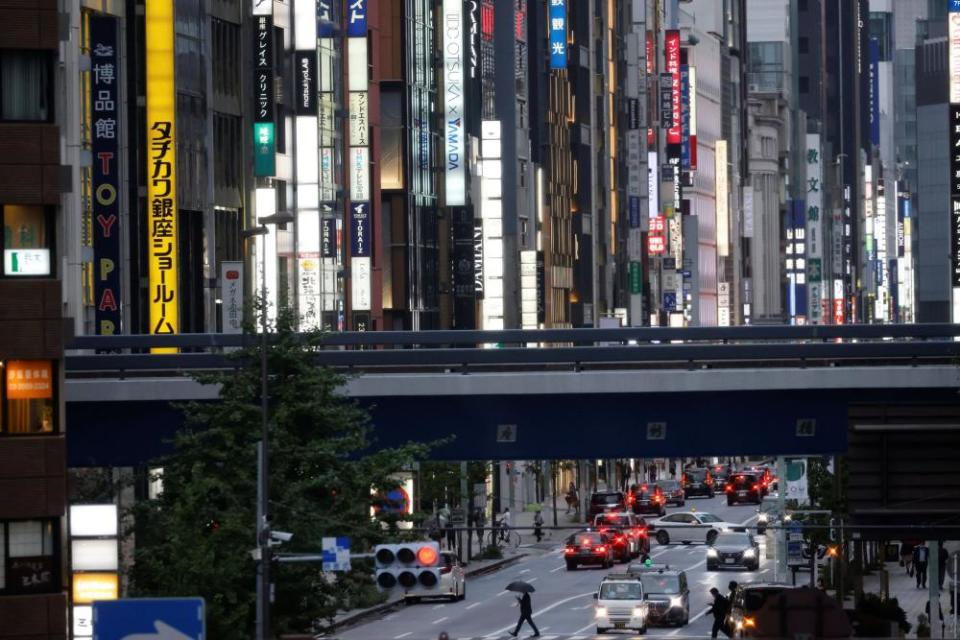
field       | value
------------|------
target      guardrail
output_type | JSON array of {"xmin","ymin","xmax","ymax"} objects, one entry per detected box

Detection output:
[{"xmin": 63, "ymin": 324, "xmax": 960, "ymax": 375}]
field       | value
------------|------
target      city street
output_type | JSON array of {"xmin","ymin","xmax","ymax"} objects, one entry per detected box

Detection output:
[{"xmin": 334, "ymin": 495, "xmax": 769, "ymax": 640}]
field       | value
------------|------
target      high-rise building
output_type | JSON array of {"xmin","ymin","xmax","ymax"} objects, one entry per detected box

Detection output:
[{"xmin": 0, "ymin": 0, "xmax": 68, "ymax": 634}]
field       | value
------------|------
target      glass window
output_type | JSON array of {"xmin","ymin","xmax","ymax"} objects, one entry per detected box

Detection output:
[
  {"xmin": 2, "ymin": 205, "xmax": 53, "ymax": 277},
  {"xmin": 1, "ymin": 520, "xmax": 57, "ymax": 595},
  {"xmin": 0, "ymin": 50, "xmax": 52, "ymax": 121},
  {"xmin": 2, "ymin": 360, "xmax": 56, "ymax": 434}
]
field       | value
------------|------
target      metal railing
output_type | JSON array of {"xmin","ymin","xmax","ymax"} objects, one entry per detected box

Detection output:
[{"xmin": 63, "ymin": 324, "xmax": 960, "ymax": 375}]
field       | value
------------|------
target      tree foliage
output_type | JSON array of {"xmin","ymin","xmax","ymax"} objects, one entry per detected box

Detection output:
[{"xmin": 127, "ymin": 309, "xmax": 432, "ymax": 636}]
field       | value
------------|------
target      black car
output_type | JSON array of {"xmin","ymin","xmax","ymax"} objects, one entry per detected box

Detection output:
[
  {"xmin": 707, "ymin": 531, "xmax": 760, "ymax": 571},
  {"xmin": 564, "ymin": 531, "xmax": 615, "ymax": 570},
  {"xmin": 724, "ymin": 473, "xmax": 763, "ymax": 505},
  {"xmin": 631, "ymin": 484, "xmax": 667, "ymax": 516},
  {"xmin": 588, "ymin": 491, "xmax": 628, "ymax": 519},
  {"xmin": 637, "ymin": 568, "xmax": 691, "ymax": 627},
  {"xmin": 657, "ymin": 479, "xmax": 686, "ymax": 506},
  {"xmin": 604, "ymin": 526, "xmax": 633, "ymax": 564},
  {"xmin": 683, "ymin": 468, "xmax": 715, "ymax": 499}
]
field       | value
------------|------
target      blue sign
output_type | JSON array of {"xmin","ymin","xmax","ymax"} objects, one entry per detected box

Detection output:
[
  {"xmin": 951, "ymin": 0, "xmax": 960, "ymax": 13},
  {"xmin": 681, "ymin": 65, "xmax": 690, "ymax": 171},
  {"xmin": 549, "ymin": 0, "xmax": 567, "ymax": 69},
  {"xmin": 869, "ymin": 38, "xmax": 879, "ymax": 146},
  {"xmin": 347, "ymin": 0, "xmax": 367, "ymax": 37},
  {"xmin": 350, "ymin": 202, "xmax": 371, "ymax": 257},
  {"xmin": 663, "ymin": 292, "xmax": 677, "ymax": 310},
  {"xmin": 322, "ymin": 536, "xmax": 352, "ymax": 572},
  {"xmin": 318, "ymin": 0, "xmax": 335, "ymax": 37},
  {"xmin": 628, "ymin": 196, "xmax": 641, "ymax": 228},
  {"xmin": 93, "ymin": 598, "xmax": 204, "ymax": 640}
]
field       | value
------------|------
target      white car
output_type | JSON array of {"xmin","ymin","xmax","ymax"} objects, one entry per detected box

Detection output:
[
  {"xmin": 404, "ymin": 551, "xmax": 466, "ymax": 602},
  {"xmin": 648, "ymin": 511, "xmax": 743, "ymax": 545}
]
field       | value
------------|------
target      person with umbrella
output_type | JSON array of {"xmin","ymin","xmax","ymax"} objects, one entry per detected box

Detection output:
[{"xmin": 506, "ymin": 581, "xmax": 540, "ymax": 637}]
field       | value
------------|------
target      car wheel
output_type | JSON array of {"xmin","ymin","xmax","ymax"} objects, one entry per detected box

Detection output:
[
  {"xmin": 706, "ymin": 530, "xmax": 718, "ymax": 545},
  {"xmin": 406, "ymin": 596, "xmax": 421, "ymax": 604},
  {"xmin": 597, "ymin": 627, "xmax": 607, "ymax": 634},
  {"xmin": 457, "ymin": 583, "xmax": 466, "ymax": 601},
  {"xmin": 566, "ymin": 561, "xmax": 577, "ymax": 570},
  {"xmin": 657, "ymin": 530, "xmax": 670, "ymax": 545},
  {"xmin": 727, "ymin": 498, "xmax": 735, "ymax": 506},
  {"xmin": 751, "ymin": 562, "xmax": 760, "ymax": 571},
  {"xmin": 637, "ymin": 626, "xmax": 647, "ymax": 634},
  {"xmin": 707, "ymin": 563, "xmax": 717, "ymax": 571}
]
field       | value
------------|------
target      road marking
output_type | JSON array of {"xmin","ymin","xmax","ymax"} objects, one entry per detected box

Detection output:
[
  {"xmin": 572, "ymin": 603, "xmax": 592, "ymax": 610},
  {"xmin": 393, "ymin": 633, "xmax": 412, "ymax": 639},
  {"xmin": 518, "ymin": 568, "xmax": 530, "ymax": 574},
  {"xmin": 432, "ymin": 616, "xmax": 448, "ymax": 625},
  {"xmin": 432, "ymin": 604, "xmax": 445, "ymax": 609},
  {"xmin": 496, "ymin": 589, "xmax": 510, "ymax": 597},
  {"xmin": 687, "ymin": 547, "xmax": 700, "ymax": 555},
  {"xmin": 573, "ymin": 621, "xmax": 596, "ymax": 635},
  {"xmin": 528, "ymin": 577, "xmax": 538, "ymax": 582},
  {"xmin": 549, "ymin": 565, "xmax": 565, "ymax": 573},
  {"xmin": 465, "ymin": 601, "xmax": 482, "ymax": 610},
  {"xmin": 485, "ymin": 590, "xmax": 595, "ymax": 636},
  {"xmin": 668, "ymin": 606, "xmax": 710, "ymax": 635}
]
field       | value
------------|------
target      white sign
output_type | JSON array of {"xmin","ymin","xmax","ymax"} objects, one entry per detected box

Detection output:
[
  {"xmin": 4, "ymin": 248, "xmax": 50, "ymax": 276},
  {"xmin": 72, "ymin": 539, "xmax": 119, "ymax": 571},
  {"xmin": 298, "ymin": 256, "xmax": 321, "ymax": 330},
  {"xmin": 70, "ymin": 505, "xmax": 118, "ymax": 537},
  {"xmin": 220, "ymin": 261, "xmax": 244, "ymax": 334},
  {"xmin": 648, "ymin": 151, "xmax": 659, "ymax": 220},
  {"xmin": 351, "ymin": 256, "xmax": 371, "ymax": 310},
  {"xmin": 348, "ymin": 92, "xmax": 368, "ymax": 146},
  {"xmin": 252, "ymin": 0, "xmax": 272, "ymax": 16},
  {"xmin": 350, "ymin": 146, "xmax": 369, "ymax": 201},
  {"xmin": 715, "ymin": 140, "xmax": 729, "ymax": 255},
  {"xmin": 443, "ymin": 0, "xmax": 465, "ymax": 206},
  {"xmin": 320, "ymin": 147, "xmax": 335, "ymax": 202},
  {"xmin": 73, "ymin": 605, "xmax": 93, "ymax": 638},
  {"xmin": 348, "ymin": 38, "xmax": 368, "ymax": 91},
  {"xmin": 743, "ymin": 189, "xmax": 754, "ymax": 238}
]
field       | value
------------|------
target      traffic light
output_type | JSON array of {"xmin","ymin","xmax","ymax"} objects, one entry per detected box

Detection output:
[{"xmin": 374, "ymin": 542, "xmax": 441, "ymax": 591}]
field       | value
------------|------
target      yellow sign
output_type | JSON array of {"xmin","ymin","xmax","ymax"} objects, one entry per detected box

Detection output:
[
  {"xmin": 6, "ymin": 360, "xmax": 53, "ymax": 400},
  {"xmin": 146, "ymin": 0, "xmax": 178, "ymax": 352},
  {"xmin": 72, "ymin": 572, "xmax": 119, "ymax": 604}
]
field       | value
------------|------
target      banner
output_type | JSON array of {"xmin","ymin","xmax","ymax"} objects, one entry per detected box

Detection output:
[
  {"xmin": 220, "ymin": 261, "xmax": 243, "ymax": 334},
  {"xmin": 443, "ymin": 0, "xmax": 466, "ymax": 205},
  {"xmin": 90, "ymin": 15, "xmax": 122, "ymax": 336},
  {"xmin": 549, "ymin": 0, "xmax": 567, "ymax": 69},
  {"xmin": 665, "ymin": 31, "xmax": 681, "ymax": 146},
  {"xmin": 146, "ymin": 0, "xmax": 179, "ymax": 347}
]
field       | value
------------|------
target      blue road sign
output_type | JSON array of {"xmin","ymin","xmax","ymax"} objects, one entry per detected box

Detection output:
[
  {"xmin": 93, "ymin": 598, "xmax": 204, "ymax": 640},
  {"xmin": 322, "ymin": 536, "xmax": 352, "ymax": 572}
]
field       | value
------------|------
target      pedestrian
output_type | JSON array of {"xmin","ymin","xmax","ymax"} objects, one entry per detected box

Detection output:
[
  {"xmin": 508, "ymin": 591, "xmax": 540, "ymax": 637},
  {"xmin": 565, "ymin": 481, "xmax": 577, "ymax": 514},
  {"xmin": 707, "ymin": 587, "xmax": 731, "ymax": 638},
  {"xmin": 915, "ymin": 542, "xmax": 930, "ymax": 589},
  {"xmin": 533, "ymin": 510, "xmax": 544, "ymax": 543},
  {"xmin": 500, "ymin": 507, "xmax": 512, "ymax": 542},
  {"xmin": 727, "ymin": 580, "xmax": 738, "ymax": 605},
  {"xmin": 474, "ymin": 507, "xmax": 485, "ymax": 548},
  {"xmin": 900, "ymin": 540, "xmax": 916, "ymax": 577},
  {"xmin": 938, "ymin": 542, "xmax": 948, "ymax": 590}
]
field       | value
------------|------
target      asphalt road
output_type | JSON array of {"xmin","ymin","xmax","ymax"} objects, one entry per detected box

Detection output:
[{"xmin": 332, "ymin": 494, "xmax": 774, "ymax": 640}]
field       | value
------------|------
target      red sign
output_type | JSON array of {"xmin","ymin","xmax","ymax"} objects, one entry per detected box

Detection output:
[
  {"xmin": 648, "ymin": 235, "xmax": 666, "ymax": 255},
  {"xmin": 646, "ymin": 31, "xmax": 654, "ymax": 75},
  {"xmin": 665, "ymin": 30, "xmax": 681, "ymax": 145},
  {"xmin": 833, "ymin": 299, "xmax": 845, "ymax": 325},
  {"xmin": 481, "ymin": 1, "xmax": 494, "ymax": 41},
  {"xmin": 650, "ymin": 216, "xmax": 666, "ymax": 233},
  {"xmin": 225, "ymin": 269, "xmax": 240, "ymax": 280}
]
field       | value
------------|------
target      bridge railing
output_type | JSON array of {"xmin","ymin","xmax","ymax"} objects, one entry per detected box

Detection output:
[{"xmin": 63, "ymin": 324, "xmax": 960, "ymax": 375}]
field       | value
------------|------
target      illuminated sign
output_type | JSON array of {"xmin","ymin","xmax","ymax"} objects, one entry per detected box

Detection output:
[
  {"xmin": 146, "ymin": 0, "xmax": 179, "ymax": 346},
  {"xmin": 549, "ymin": 0, "xmax": 567, "ymax": 69},
  {"xmin": 715, "ymin": 140, "xmax": 729, "ymax": 255},
  {"xmin": 648, "ymin": 151, "xmax": 659, "ymax": 219},
  {"xmin": 350, "ymin": 202, "xmax": 371, "ymax": 257},
  {"xmin": 72, "ymin": 540, "xmax": 119, "ymax": 572},
  {"xmin": 681, "ymin": 65, "xmax": 690, "ymax": 170},
  {"xmin": 4, "ymin": 248, "xmax": 50, "ymax": 276},
  {"xmin": 70, "ymin": 505, "xmax": 118, "ymax": 537},
  {"xmin": 253, "ymin": 122, "xmax": 275, "ymax": 177},
  {"xmin": 480, "ymin": 120, "xmax": 504, "ymax": 329},
  {"xmin": 320, "ymin": 147, "xmax": 335, "ymax": 201},
  {"xmin": 443, "ymin": 0, "xmax": 465, "ymax": 205},
  {"xmin": 72, "ymin": 573, "xmax": 118, "ymax": 604},
  {"xmin": 951, "ymin": 106, "xmax": 960, "ymax": 286},
  {"xmin": 318, "ymin": 0, "xmax": 333, "ymax": 36},
  {"xmin": 252, "ymin": 0, "xmax": 272, "ymax": 16},
  {"xmin": 5, "ymin": 360, "xmax": 52, "ymax": 399},
  {"xmin": 665, "ymin": 30, "xmax": 681, "ymax": 146},
  {"xmin": 254, "ymin": 16, "xmax": 273, "ymax": 122},
  {"xmin": 648, "ymin": 216, "xmax": 666, "ymax": 254},
  {"xmin": 951, "ymin": 12, "xmax": 960, "ymax": 103},
  {"xmin": 351, "ymin": 257, "xmax": 371, "ymax": 310},
  {"xmin": 90, "ymin": 15, "xmax": 121, "ymax": 335},
  {"xmin": 347, "ymin": 0, "xmax": 367, "ymax": 36},
  {"xmin": 349, "ymin": 92, "xmax": 369, "ymax": 146},
  {"xmin": 646, "ymin": 31, "xmax": 654, "ymax": 75},
  {"xmin": 350, "ymin": 147, "xmax": 369, "ymax": 201},
  {"xmin": 806, "ymin": 134, "xmax": 824, "ymax": 323},
  {"xmin": 689, "ymin": 67, "xmax": 698, "ymax": 169}
]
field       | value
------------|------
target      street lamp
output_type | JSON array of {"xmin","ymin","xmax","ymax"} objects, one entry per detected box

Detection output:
[{"xmin": 241, "ymin": 211, "xmax": 294, "ymax": 640}]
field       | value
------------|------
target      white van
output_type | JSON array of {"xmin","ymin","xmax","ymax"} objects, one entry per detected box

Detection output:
[{"xmin": 594, "ymin": 573, "xmax": 648, "ymax": 634}]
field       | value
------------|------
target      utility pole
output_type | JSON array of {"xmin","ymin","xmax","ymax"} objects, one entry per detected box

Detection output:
[{"xmin": 777, "ymin": 456, "xmax": 787, "ymax": 582}]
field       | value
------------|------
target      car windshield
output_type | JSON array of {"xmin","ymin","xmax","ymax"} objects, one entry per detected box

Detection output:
[
  {"xmin": 686, "ymin": 469, "xmax": 707, "ymax": 480},
  {"xmin": 730, "ymin": 475, "xmax": 757, "ymax": 487},
  {"xmin": 640, "ymin": 574, "xmax": 681, "ymax": 594},
  {"xmin": 715, "ymin": 533, "xmax": 751, "ymax": 546},
  {"xmin": 659, "ymin": 480, "xmax": 680, "ymax": 490},
  {"xmin": 600, "ymin": 582, "xmax": 644, "ymax": 600},
  {"xmin": 743, "ymin": 588, "xmax": 789, "ymax": 611},
  {"xmin": 593, "ymin": 493, "xmax": 622, "ymax": 504},
  {"xmin": 570, "ymin": 533, "xmax": 603, "ymax": 545},
  {"xmin": 600, "ymin": 515, "xmax": 630, "ymax": 527},
  {"xmin": 697, "ymin": 513, "xmax": 722, "ymax": 523}
]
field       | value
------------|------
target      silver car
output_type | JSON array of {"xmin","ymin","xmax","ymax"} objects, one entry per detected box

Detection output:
[{"xmin": 707, "ymin": 531, "xmax": 760, "ymax": 571}]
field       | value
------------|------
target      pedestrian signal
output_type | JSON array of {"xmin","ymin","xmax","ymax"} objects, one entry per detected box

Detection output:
[{"xmin": 374, "ymin": 542, "xmax": 441, "ymax": 591}]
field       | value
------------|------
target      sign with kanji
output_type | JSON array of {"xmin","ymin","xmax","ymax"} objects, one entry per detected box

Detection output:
[
  {"xmin": 549, "ymin": 0, "xmax": 567, "ymax": 69},
  {"xmin": 6, "ymin": 360, "xmax": 53, "ymax": 400},
  {"xmin": 220, "ymin": 261, "xmax": 243, "ymax": 334}
]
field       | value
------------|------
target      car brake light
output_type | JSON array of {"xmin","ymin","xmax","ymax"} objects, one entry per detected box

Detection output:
[
  {"xmin": 750, "ymin": 486, "xmax": 758, "ymax": 492},
  {"xmin": 743, "ymin": 616, "xmax": 756, "ymax": 628},
  {"xmin": 637, "ymin": 528, "xmax": 648, "ymax": 537},
  {"xmin": 565, "ymin": 546, "xmax": 576, "ymax": 554},
  {"xmin": 440, "ymin": 566, "xmax": 452, "ymax": 575},
  {"xmin": 615, "ymin": 536, "xmax": 625, "ymax": 543},
  {"xmin": 725, "ymin": 484, "xmax": 733, "ymax": 492}
]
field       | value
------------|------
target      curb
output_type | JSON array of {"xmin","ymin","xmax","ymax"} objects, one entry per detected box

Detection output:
[{"xmin": 317, "ymin": 553, "xmax": 528, "ymax": 636}]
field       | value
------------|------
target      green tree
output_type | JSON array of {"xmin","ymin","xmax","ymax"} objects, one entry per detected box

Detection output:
[{"xmin": 127, "ymin": 308, "xmax": 432, "ymax": 637}]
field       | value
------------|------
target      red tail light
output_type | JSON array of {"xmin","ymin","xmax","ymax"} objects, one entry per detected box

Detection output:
[
  {"xmin": 627, "ymin": 494, "xmax": 636, "ymax": 505},
  {"xmin": 750, "ymin": 485, "xmax": 758, "ymax": 492},
  {"xmin": 725, "ymin": 484, "xmax": 733, "ymax": 493},
  {"xmin": 615, "ymin": 536, "xmax": 625, "ymax": 543},
  {"xmin": 565, "ymin": 546, "xmax": 576, "ymax": 554},
  {"xmin": 440, "ymin": 566, "xmax": 452, "ymax": 575},
  {"xmin": 637, "ymin": 528, "xmax": 648, "ymax": 538}
]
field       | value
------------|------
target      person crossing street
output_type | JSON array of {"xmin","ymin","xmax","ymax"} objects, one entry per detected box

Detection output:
[
  {"xmin": 508, "ymin": 591, "xmax": 540, "ymax": 637},
  {"xmin": 708, "ymin": 587, "xmax": 731, "ymax": 638}
]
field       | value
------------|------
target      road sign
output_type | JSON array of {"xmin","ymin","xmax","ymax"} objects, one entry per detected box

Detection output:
[
  {"xmin": 787, "ymin": 522, "xmax": 805, "ymax": 567},
  {"xmin": 93, "ymin": 598, "xmax": 204, "ymax": 640},
  {"xmin": 646, "ymin": 422, "xmax": 667, "ymax": 440},
  {"xmin": 322, "ymin": 536, "xmax": 351, "ymax": 572}
]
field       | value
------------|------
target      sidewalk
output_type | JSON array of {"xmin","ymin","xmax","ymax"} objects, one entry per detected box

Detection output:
[{"xmin": 862, "ymin": 560, "xmax": 957, "ymax": 638}]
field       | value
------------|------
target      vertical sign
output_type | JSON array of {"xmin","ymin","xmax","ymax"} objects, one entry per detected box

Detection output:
[
  {"xmin": 443, "ymin": 0, "xmax": 466, "ymax": 205},
  {"xmin": 681, "ymin": 65, "xmax": 690, "ymax": 171},
  {"xmin": 348, "ymin": 1, "xmax": 372, "ymax": 317},
  {"xmin": 806, "ymin": 134, "xmax": 824, "ymax": 323},
  {"xmin": 253, "ymin": 14, "xmax": 275, "ymax": 177},
  {"xmin": 869, "ymin": 38, "xmax": 879, "ymax": 147},
  {"xmin": 950, "ymin": 8, "xmax": 960, "ymax": 104},
  {"xmin": 951, "ymin": 106, "xmax": 960, "ymax": 287},
  {"xmin": 549, "ymin": 0, "xmax": 567, "ymax": 69},
  {"xmin": 90, "ymin": 16, "xmax": 121, "ymax": 336},
  {"xmin": 689, "ymin": 66, "xmax": 698, "ymax": 170},
  {"xmin": 347, "ymin": 0, "xmax": 367, "ymax": 36},
  {"xmin": 715, "ymin": 140, "xmax": 729, "ymax": 256},
  {"xmin": 665, "ymin": 31, "xmax": 681, "ymax": 148},
  {"xmin": 146, "ymin": 0, "xmax": 179, "ymax": 349},
  {"xmin": 220, "ymin": 261, "xmax": 244, "ymax": 334}
]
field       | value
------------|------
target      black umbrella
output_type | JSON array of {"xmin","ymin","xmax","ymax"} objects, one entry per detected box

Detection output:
[{"xmin": 506, "ymin": 580, "xmax": 535, "ymax": 593}]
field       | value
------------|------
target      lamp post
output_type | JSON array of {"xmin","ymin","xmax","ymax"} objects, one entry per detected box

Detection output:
[{"xmin": 242, "ymin": 211, "xmax": 294, "ymax": 640}]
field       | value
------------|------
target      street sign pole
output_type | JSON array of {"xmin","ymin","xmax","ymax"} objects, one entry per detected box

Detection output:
[{"xmin": 777, "ymin": 456, "xmax": 788, "ymax": 582}]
